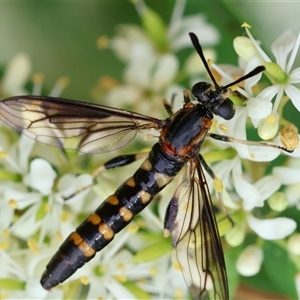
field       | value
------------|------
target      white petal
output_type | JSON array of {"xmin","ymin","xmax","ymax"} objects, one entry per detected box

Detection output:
[
  {"xmin": 57, "ymin": 173, "xmax": 93, "ymax": 212},
  {"xmin": 184, "ymin": 49, "xmax": 216, "ymax": 75},
  {"xmin": 247, "ymin": 97, "xmax": 272, "ymax": 119},
  {"xmin": 244, "ymin": 57, "xmax": 263, "ymax": 93},
  {"xmin": 286, "ymin": 31, "xmax": 300, "ymax": 73},
  {"xmin": 29, "ymin": 158, "xmax": 56, "ymax": 195},
  {"xmin": 169, "ymin": 14, "xmax": 219, "ymax": 50},
  {"xmin": 110, "ymin": 25, "xmax": 152, "ymax": 62},
  {"xmin": 10, "ymin": 204, "xmax": 41, "ymax": 239},
  {"xmin": 0, "ymin": 203, "xmax": 13, "ymax": 229},
  {"xmin": 289, "ymin": 67, "xmax": 300, "ymax": 84},
  {"xmin": 18, "ymin": 135, "xmax": 35, "ymax": 174},
  {"xmin": 285, "ymin": 84, "xmax": 300, "ymax": 112},
  {"xmin": 105, "ymin": 277, "xmax": 136, "ymax": 299},
  {"xmin": 271, "ymin": 29, "xmax": 296, "ymax": 71},
  {"xmin": 257, "ymin": 85, "xmax": 280, "ymax": 100},
  {"xmin": 273, "ymin": 166, "xmax": 300, "ymax": 185},
  {"xmin": 125, "ymin": 54, "xmax": 156, "ymax": 89},
  {"xmin": 285, "ymin": 183, "xmax": 300, "ymax": 206},
  {"xmin": 236, "ymin": 245, "xmax": 263, "ymax": 276},
  {"xmin": 247, "ymin": 215, "xmax": 296, "ymax": 240},
  {"xmin": 232, "ymin": 161, "xmax": 263, "ymax": 210},
  {"xmin": 4, "ymin": 186, "xmax": 41, "ymax": 210},
  {"xmin": 105, "ymin": 85, "xmax": 142, "ymax": 108},
  {"xmin": 2, "ymin": 53, "xmax": 31, "ymax": 95},
  {"xmin": 151, "ymin": 54, "xmax": 179, "ymax": 92},
  {"xmin": 25, "ymin": 278, "xmax": 48, "ymax": 299},
  {"xmin": 254, "ymin": 175, "xmax": 281, "ymax": 201}
]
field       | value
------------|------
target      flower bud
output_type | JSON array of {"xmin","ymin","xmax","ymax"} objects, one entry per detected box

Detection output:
[
  {"xmin": 258, "ymin": 113, "xmax": 279, "ymax": 140},
  {"xmin": 236, "ymin": 245, "xmax": 263, "ymax": 276}
]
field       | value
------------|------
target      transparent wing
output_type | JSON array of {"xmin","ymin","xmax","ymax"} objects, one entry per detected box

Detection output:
[
  {"xmin": 0, "ymin": 96, "xmax": 163, "ymax": 153},
  {"xmin": 165, "ymin": 159, "xmax": 228, "ymax": 300}
]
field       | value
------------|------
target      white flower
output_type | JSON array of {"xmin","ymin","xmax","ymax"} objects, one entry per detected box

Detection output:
[
  {"xmin": 247, "ymin": 215, "xmax": 296, "ymax": 240},
  {"xmin": 25, "ymin": 158, "xmax": 57, "ymax": 196},
  {"xmin": 235, "ymin": 27, "xmax": 300, "ymax": 138},
  {"xmin": 100, "ymin": 0, "xmax": 220, "ymax": 117},
  {"xmin": 167, "ymin": 0, "xmax": 219, "ymax": 50},
  {"xmin": 0, "ymin": 248, "xmax": 63, "ymax": 299}
]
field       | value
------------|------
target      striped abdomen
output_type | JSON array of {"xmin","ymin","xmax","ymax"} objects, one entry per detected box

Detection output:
[{"xmin": 40, "ymin": 143, "xmax": 184, "ymax": 289}]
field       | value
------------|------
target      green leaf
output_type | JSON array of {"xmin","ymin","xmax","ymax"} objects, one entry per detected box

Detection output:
[
  {"xmin": 133, "ymin": 236, "xmax": 172, "ymax": 263},
  {"xmin": 140, "ymin": 6, "xmax": 168, "ymax": 52},
  {"xmin": 0, "ymin": 278, "xmax": 25, "ymax": 290},
  {"xmin": 123, "ymin": 281, "xmax": 151, "ymax": 300},
  {"xmin": 242, "ymin": 241, "xmax": 297, "ymax": 298},
  {"xmin": 225, "ymin": 246, "xmax": 242, "ymax": 297},
  {"xmin": 35, "ymin": 196, "xmax": 48, "ymax": 221}
]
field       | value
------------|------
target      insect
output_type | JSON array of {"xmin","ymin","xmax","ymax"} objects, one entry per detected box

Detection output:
[{"xmin": 0, "ymin": 32, "xmax": 294, "ymax": 300}]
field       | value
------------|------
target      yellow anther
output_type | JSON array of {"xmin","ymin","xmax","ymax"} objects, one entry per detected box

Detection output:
[
  {"xmin": 241, "ymin": 22, "xmax": 251, "ymax": 28},
  {"xmin": 213, "ymin": 178, "xmax": 223, "ymax": 193},
  {"xmin": 97, "ymin": 35, "xmax": 109, "ymax": 49},
  {"xmin": 150, "ymin": 267, "xmax": 157, "ymax": 275},
  {"xmin": 218, "ymin": 123, "xmax": 228, "ymax": 133},
  {"xmin": 8, "ymin": 199, "xmax": 18, "ymax": 209},
  {"xmin": 173, "ymin": 260, "xmax": 182, "ymax": 271},
  {"xmin": 0, "ymin": 151, "xmax": 7, "ymax": 158},
  {"xmin": 80, "ymin": 276, "xmax": 89, "ymax": 285},
  {"xmin": 60, "ymin": 210, "xmax": 70, "ymax": 222},
  {"xmin": 114, "ymin": 275, "xmax": 127, "ymax": 282},
  {"xmin": 44, "ymin": 203, "xmax": 51, "ymax": 213},
  {"xmin": 0, "ymin": 241, "xmax": 9, "ymax": 250},
  {"xmin": 3, "ymin": 229, "xmax": 10, "ymax": 237},
  {"xmin": 27, "ymin": 238, "xmax": 39, "ymax": 254},
  {"xmin": 56, "ymin": 231, "xmax": 63, "ymax": 241},
  {"xmin": 57, "ymin": 76, "xmax": 70, "ymax": 89},
  {"xmin": 32, "ymin": 73, "xmax": 45, "ymax": 84},
  {"xmin": 128, "ymin": 223, "xmax": 139, "ymax": 234}
]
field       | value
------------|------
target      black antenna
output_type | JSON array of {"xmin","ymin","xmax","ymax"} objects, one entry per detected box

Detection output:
[
  {"xmin": 189, "ymin": 32, "xmax": 219, "ymax": 87},
  {"xmin": 223, "ymin": 66, "xmax": 265, "ymax": 89},
  {"xmin": 189, "ymin": 32, "xmax": 265, "ymax": 90}
]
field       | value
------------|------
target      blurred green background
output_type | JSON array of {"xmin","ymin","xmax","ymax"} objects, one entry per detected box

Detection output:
[{"xmin": 0, "ymin": 1, "xmax": 299, "ymax": 101}]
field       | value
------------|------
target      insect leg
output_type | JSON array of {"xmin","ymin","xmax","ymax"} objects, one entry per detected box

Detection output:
[
  {"xmin": 163, "ymin": 90, "xmax": 191, "ymax": 118},
  {"xmin": 208, "ymin": 133, "xmax": 295, "ymax": 153},
  {"xmin": 183, "ymin": 89, "xmax": 192, "ymax": 104},
  {"xmin": 64, "ymin": 152, "xmax": 149, "ymax": 200},
  {"xmin": 92, "ymin": 152, "xmax": 149, "ymax": 177},
  {"xmin": 198, "ymin": 154, "xmax": 234, "ymax": 226},
  {"xmin": 162, "ymin": 93, "xmax": 177, "ymax": 116}
]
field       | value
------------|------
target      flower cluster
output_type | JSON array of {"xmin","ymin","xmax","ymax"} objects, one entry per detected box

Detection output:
[{"xmin": 0, "ymin": 1, "xmax": 300, "ymax": 299}]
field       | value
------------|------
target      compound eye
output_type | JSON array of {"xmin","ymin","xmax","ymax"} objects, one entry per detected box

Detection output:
[
  {"xmin": 213, "ymin": 98, "xmax": 235, "ymax": 120},
  {"xmin": 191, "ymin": 82, "xmax": 212, "ymax": 102}
]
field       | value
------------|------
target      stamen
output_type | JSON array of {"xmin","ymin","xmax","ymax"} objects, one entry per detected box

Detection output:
[
  {"xmin": 32, "ymin": 73, "xmax": 45, "ymax": 95},
  {"xmin": 27, "ymin": 238, "xmax": 39, "ymax": 254},
  {"xmin": 49, "ymin": 76, "xmax": 70, "ymax": 97},
  {"xmin": 244, "ymin": 26, "xmax": 271, "ymax": 62}
]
